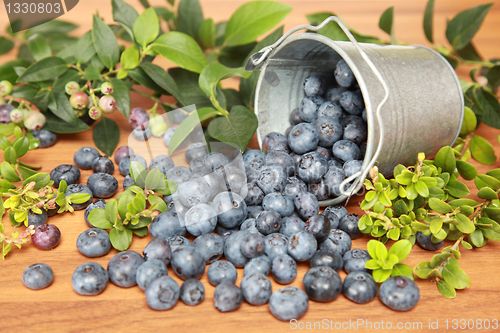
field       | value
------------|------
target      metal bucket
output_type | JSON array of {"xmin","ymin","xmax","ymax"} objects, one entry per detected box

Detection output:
[{"xmin": 246, "ymin": 17, "xmax": 464, "ymax": 206}]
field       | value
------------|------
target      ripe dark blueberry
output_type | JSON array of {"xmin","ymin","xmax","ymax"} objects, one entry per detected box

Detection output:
[
  {"xmin": 240, "ymin": 232, "xmax": 265, "ymax": 258},
  {"xmin": 143, "ymin": 238, "xmax": 172, "ymax": 265},
  {"xmin": 341, "ymin": 114, "xmax": 366, "ymax": 128},
  {"xmin": 360, "ymin": 141, "xmax": 367, "ymax": 157},
  {"xmin": 27, "ymin": 209, "xmax": 47, "ymax": 228},
  {"xmin": 323, "ymin": 169, "xmax": 347, "ymax": 197},
  {"xmin": 92, "ymin": 156, "xmax": 114, "ymax": 174},
  {"xmin": 320, "ymin": 208, "xmax": 340, "ymax": 230},
  {"xmin": 150, "ymin": 154, "xmax": 175, "ymax": 175},
  {"xmin": 340, "ymin": 90, "xmax": 364, "ymax": 115},
  {"xmin": 214, "ymin": 282, "xmax": 243, "ymax": 312},
  {"xmin": 132, "ymin": 126, "xmax": 151, "ymax": 141},
  {"xmin": 224, "ymin": 231, "xmax": 249, "ymax": 268},
  {"xmin": 84, "ymin": 199, "xmax": 106, "ymax": 227},
  {"xmin": 343, "ymin": 160, "xmax": 363, "ymax": 178},
  {"xmin": 208, "ymin": 260, "xmax": 238, "ymax": 286},
  {"xmin": 303, "ymin": 266, "xmax": 343, "ymax": 302},
  {"xmin": 334, "ymin": 59, "xmax": 355, "ymax": 87},
  {"xmin": 297, "ymin": 151, "xmax": 328, "ymax": 184},
  {"xmin": 212, "ymin": 191, "xmax": 247, "ymax": 229},
  {"xmin": 264, "ymin": 233, "xmax": 289, "ymax": 261},
  {"xmin": 325, "ymin": 86, "xmax": 348, "ymax": 103},
  {"xmin": 343, "ymin": 271, "xmax": 378, "ymax": 304},
  {"xmin": 324, "ymin": 205, "xmax": 348, "ymax": 220},
  {"xmin": 220, "ymin": 165, "xmax": 247, "ymax": 195},
  {"xmin": 305, "ymin": 214, "xmax": 331, "ymax": 242},
  {"xmin": 74, "ymin": 147, "xmax": 101, "ymax": 170},
  {"xmin": 177, "ymin": 179, "xmax": 211, "ymax": 208},
  {"xmin": 31, "ymin": 129, "xmax": 57, "ymax": 148},
  {"xmin": 22, "ymin": 263, "xmax": 53, "ymax": 290},
  {"xmin": 118, "ymin": 154, "xmax": 147, "ymax": 176},
  {"xmin": 180, "ymin": 279, "xmax": 205, "ymax": 306},
  {"xmin": 319, "ymin": 229, "xmax": 352, "ymax": 256},
  {"xmin": 280, "ymin": 216, "xmax": 306, "ymax": 237},
  {"xmin": 203, "ymin": 152, "xmax": 229, "ymax": 172},
  {"xmin": 256, "ymin": 209, "xmax": 282, "ymax": 235},
  {"xmin": 72, "ymin": 262, "xmax": 109, "ymax": 296},
  {"xmin": 216, "ymin": 224, "xmax": 237, "ymax": 240},
  {"xmin": 303, "ymin": 75, "xmax": 326, "ymax": 96},
  {"xmin": 166, "ymin": 166, "xmax": 191, "ymax": 185},
  {"xmin": 50, "ymin": 164, "xmax": 81, "ymax": 187},
  {"xmin": 247, "ymin": 205, "xmax": 263, "ymax": 219},
  {"xmin": 240, "ymin": 218, "xmax": 258, "ymax": 232},
  {"xmin": 339, "ymin": 213, "xmax": 362, "ymax": 240},
  {"xmin": 167, "ymin": 236, "xmax": 192, "ymax": 252},
  {"xmin": 314, "ymin": 145, "xmax": 332, "ymax": 160},
  {"xmin": 171, "ymin": 246, "xmax": 205, "ymax": 280},
  {"xmin": 269, "ymin": 286, "xmax": 309, "ymax": 321},
  {"xmin": 287, "ymin": 231, "xmax": 317, "ymax": 261},
  {"xmin": 313, "ymin": 116, "xmax": 343, "ymax": 148},
  {"xmin": 150, "ymin": 210, "xmax": 186, "ymax": 238},
  {"xmin": 343, "ymin": 249, "xmax": 371, "ymax": 273},
  {"xmin": 262, "ymin": 193, "xmax": 294, "ymax": 217},
  {"xmin": 243, "ymin": 149, "xmax": 266, "ymax": 171},
  {"xmin": 65, "ymin": 184, "xmax": 93, "ymax": 210},
  {"xmin": 136, "ymin": 259, "xmax": 169, "ymax": 291},
  {"xmin": 257, "ymin": 164, "xmax": 286, "ymax": 195},
  {"xmin": 332, "ymin": 139, "xmax": 361, "ymax": 163},
  {"xmin": 31, "ymin": 224, "xmax": 61, "ymax": 250},
  {"xmin": 193, "ymin": 233, "xmax": 224, "ymax": 264},
  {"xmin": 265, "ymin": 151, "xmax": 295, "ymax": 177},
  {"xmin": 87, "ymin": 173, "xmax": 118, "ymax": 198},
  {"xmin": 244, "ymin": 255, "xmax": 271, "ymax": 276},
  {"xmin": 0, "ymin": 104, "xmax": 15, "ymax": 123},
  {"xmin": 145, "ymin": 276, "xmax": 180, "ymax": 310},
  {"xmin": 299, "ymin": 96, "xmax": 323, "ymax": 123},
  {"xmin": 185, "ymin": 142, "xmax": 208, "ymax": 163},
  {"xmin": 245, "ymin": 182, "xmax": 265, "ymax": 206},
  {"xmin": 288, "ymin": 123, "xmax": 319, "ymax": 154},
  {"xmin": 416, "ymin": 231, "xmax": 444, "ymax": 251},
  {"xmin": 284, "ymin": 176, "xmax": 307, "ymax": 200},
  {"xmin": 261, "ymin": 132, "xmax": 288, "ymax": 154},
  {"xmin": 272, "ymin": 253, "xmax": 297, "ymax": 284},
  {"xmin": 294, "ymin": 192, "xmax": 320, "ymax": 220},
  {"xmin": 107, "ymin": 251, "xmax": 145, "ymax": 287},
  {"xmin": 310, "ymin": 249, "xmax": 343, "ymax": 271},
  {"xmin": 289, "ymin": 108, "xmax": 302, "ymax": 125},
  {"xmin": 184, "ymin": 204, "xmax": 217, "ymax": 236},
  {"xmin": 327, "ymin": 158, "xmax": 344, "ymax": 174},
  {"xmin": 114, "ymin": 145, "xmax": 133, "ymax": 165},
  {"xmin": 76, "ymin": 228, "xmax": 111, "ymax": 258},
  {"xmin": 343, "ymin": 123, "xmax": 367, "ymax": 146},
  {"xmin": 308, "ymin": 180, "xmax": 329, "ymax": 201},
  {"xmin": 241, "ymin": 273, "xmax": 272, "ymax": 305},
  {"xmin": 128, "ymin": 107, "xmax": 150, "ymax": 129},
  {"xmin": 123, "ymin": 175, "xmax": 135, "ymax": 190},
  {"xmin": 317, "ymin": 101, "xmax": 343, "ymax": 122},
  {"xmin": 379, "ymin": 276, "xmax": 420, "ymax": 311}
]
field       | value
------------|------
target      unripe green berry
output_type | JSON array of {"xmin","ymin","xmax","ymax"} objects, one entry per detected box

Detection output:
[
  {"xmin": 151, "ymin": 122, "xmax": 168, "ymax": 137},
  {"xmin": 99, "ymin": 95, "xmax": 116, "ymax": 114},
  {"xmin": 73, "ymin": 108, "xmax": 86, "ymax": 117},
  {"xmin": 0, "ymin": 80, "xmax": 13, "ymax": 96},
  {"xmin": 89, "ymin": 106, "xmax": 102, "ymax": 120},
  {"xmin": 101, "ymin": 82, "xmax": 114, "ymax": 95},
  {"xmin": 69, "ymin": 92, "xmax": 89, "ymax": 110},
  {"xmin": 24, "ymin": 111, "xmax": 46, "ymax": 131},
  {"xmin": 65, "ymin": 81, "xmax": 80, "ymax": 95},
  {"xmin": 10, "ymin": 108, "xmax": 24, "ymax": 123}
]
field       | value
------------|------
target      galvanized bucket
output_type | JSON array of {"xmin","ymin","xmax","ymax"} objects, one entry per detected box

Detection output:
[{"xmin": 246, "ymin": 16, "xmax": 464, "ymax": 206}]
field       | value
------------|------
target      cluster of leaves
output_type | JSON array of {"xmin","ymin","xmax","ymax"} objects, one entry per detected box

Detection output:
[
  {"xmin": 0, "ymin": 0, "xmax": 291, "ymax": 155},
  {"xmin": 88, "ymin": 161, "xmax": 176, "ymax": 250},
  {"xmin": 364, "ymin": 239, "xmax": 413, "ymax": 283},
  {"xmin": 359, "ymin": 146, "xmax": 500, "ymax": 297}
]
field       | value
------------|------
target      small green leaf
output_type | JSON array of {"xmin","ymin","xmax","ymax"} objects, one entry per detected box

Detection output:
[
  {"xmin": 469, "ymin": 228, "xmax": 487, "ymax": 247},
  {"xmin": 414, "ymin": 179, "xmax": 429, "ymax": 197},
  {"xmin": 437, "ymin": 280, "xmax": 456, "ymax": 298},
  {"xmin": 92, "ymin": 15, "xmax": 120, "ymax": 69},
  {"xmin": 456, "ymin": 160, "xmax": 477, "ymax": 181},
  {"xmin": 120, "ymin": 45, "xmax": 140, "ymax": 70},
  {"xmin": 477, "ymin": 174, "xmax": 500, "ymax": 190},
  {"xmin": 68, "ymin": 193, "xmax": 91, "ymax": 204},
  {"xmin": 448, "ymin": 199, "xmax": 478, "ymax": 208},
  {"xmin": 110, "ymin": 78, "xmax": 131, "ymax": 118},
  {"xmin": 176, "ymin": 0, "xmax": 204, "ymax": 40},
  {"xmin": 148, "ymin": 195, "xmax": 167, "ymax": 213},
  {"xmin": 92, "ymin": 117, "xmax": 120, "ymax": 157},
  {"xmin": 428, "ymin": 197, "xmax": 452, "ymax": 214},
  {"xmin": 118, "ymin": 194, "xmax": 133, "ymax": 220},
  {"xmin": 109, "ymin": 227, "xmax": 133, "ymax": 251},
  {"xmin": 446, "ymin": 180, "xmax": 470, "ymax": 198},
  {"xmin": 208, "ymin": 106, "xmax": 258, "ymax": 152},
  {"xmin": 0, "ymin": 162, "xmax": 20, "ymax": 182},
  {"xmin": 83, "ymin": 65, "xmax": 101, "ymax": 81},
  {"xmin": 445, "ymin": 3, "xmax": 493, "ymax": 50},
  {"xmin": 129, "ymin": 161, "xmax": 148, "ymax": 187},
  {"xmin": 414, "ymin": 261, "xmax": 433, "ymax": 279},
  {"xmin": 140, "ymin": 63, "xmax": 183, "ymax": 103},
  {"xmin": 3, "ymin": 146, "xmax": 17, "ymax": 164},
  {"xmin": 443, "ymin": 262, "xmax": 471, "ymax": 289},
  {"xmin": 58, "ymin": 180, "xmax": 68, "ymax": 193},
  {"xmin": 461, "ymin": 240, "xmax": 473, "ymax": 249},
  {"xmin": 133, "ymin": 7, "xmax": 159, "ymax": 49},
  {"xmin": 128, "ymin": 216, "xmax": 151, "ymax": 229},
  {"xmin": 475, "ymin": 87, "xmax": 500, "ymax": 129},
  {"xmin": 0, "ymin": 37, "xmax": 14, "ymax": 56},
  {"xmin": 27, "ymin": 34, "xmax": 52, "ymax": 61},
  {"xmin": 49, "ymin": 91, "xmax": 81, "ymax": 126},
  {"xmin": 430, "ymin": 252, "xmax": 452, "ymax": 268},
  {"xmin": 42, "ymin": 112, "xmax": 90, "ymax": 134},
  {"xmin": 105, "ymin": 199, "xmax": 118, "ymax": 225},
  {"xmin": 88, "ymin": 208, "xmax": 113, "ymax": 229},
  {"xmin": 168, "ymin": 68, "xmax": 211, "ymax": 108},
  {"xmin": 168, "ymin": 107, "xmax": 218, "ymax": 153},
  {"xmin": 366, "ymin": 240, "xmax": 379, "ymax": 259},
  {"xmin": 478, "ymin": 187, "xmax": 498, "ymax": 200},
  {"xmin": 430, "ymin": 218, "xmax": 444, "ymax": 235},
  {"xmin": 379, "ymin": 6, "xmax": 396, "ymax": 44},
  {"xmin": 470, "ymin": 135, "xmax": 496, "ymax": 165},
  {"xmin": 372, "ymin": 268, "xmax": 392, "ymax": 283},
  {"xmin": 145, "ymin": 168, "xmax": 163, "ymax": 190},
  {"xmin": 460, "ymin": 106, "xmax": 477, "ymax": 135},
  {"xmin": 199, "ymin": 18, "xmax": 215, "ymax": 49},
  {"xmin": 112, "ymin": 0, "xmax": 138, "ymax": 37},
  {"xmin": 434, "ymin": 146, "xmax": 456, "ymax": 174},
  {"xmin": 456, "ymin": 213, "xmax": 476, "ymax": 234},
  {"xmin": 387, "ymin": 239, "xmax": 411, "ymax": 262},
  {"xmin": 391, "ymin": 263, "xmax": 414, "ymax": 280},
  {"xmin": 17, "ymin": 57, "xmax": 68, "ymax": 83},
  {"xmin": 423, "ymin": 0, "xmax": 435, "ymax": 43}
]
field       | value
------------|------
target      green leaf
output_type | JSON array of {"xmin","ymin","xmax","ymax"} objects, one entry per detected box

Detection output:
[
  {"xmin": 448, "ymin": 199, "xmax": 478, "ymax": 208},
  {"xmin": 446, "ymin": 180, "xmax": 470, "ymax": 198},
  {"xmin": 414, "ymin": 179, "xmax": 429, "ymax": 197},
  {"xmin": 437, "ymin": 280, "xmax": 456, "ymax": 298},
  {"xmin": 49, "ymin": 91, "xmax": 81, "ymax": 126},
  {"xmin": 456, "ymin": 213, "xmax": 476, "ymax": 234},
  {"xmin": 429, "ymin": 218, "xmax": 443, "ymax": 235},
  {"xmin": 168, "ymin": 68, "xmax": 211, "ymax": 108},
  {"xmin": 13, "ymin": 137, "xmax": 29, "ymax": 158},
  {"xmin": 0, "ymin": 59, "xmax": 30, "ymax": 84},
  {"xmin": 120, "ymin": 45, "xmax": 140, "ymax": 70},
  {"xmin": 105, "ymin": 199, "xmax": 118, "ymax": 225},
  {"xmin": 475, "ymin": 86, "xmax": 500, "ymax": 129},
  {"xmin": 379, "ymin": 6, "xmax": 396, "ymax": 44},
  {"xmin": 461, "ymin": 106, "xmax": 477, "ymax": 136},
  {"xmin": 68, "ymin": 193, "xmax": 91, "ymax": 204},
  {"xmin": 132, "ymin": 226, "xmax": 149, "ymax": 237},
  {"xmin": 169, "ymin": 107, "xmax": 218, "ymax": 153},
  {"xmin": 224, "ymin": 1, "xmax": 292, "ymax": 47},
  {"xmin": 461, "ymin": 240, "xmax": 473, "ymax": 249},
  {"xmin": 25, "ymin": 20, "xmax": 78, "ymax": 38},
  {"xmin": 487, "ymin": 65, "xmax": 500, "ymax": 92},
  {"xmin": 82, "ymin": 65, "xmax": 100, "ymax": 81},
  {"xmin": 414, "ymin": 261, "xmax": 433, "ymax": 279},
  {"xmin": 430, "ymin": 252, "xmax": 452, "ymax": 268},
  {"xmin": 154, "ymin": 179, "xmax": 177, "ymax": 195},
  {"xmin": 27, "ymin": 34, "xmax": 51, "ymax": 61},
  {"xmin": 477, "ymin": 174, "xmax": 500, "ymax": 190},
  {"xmin": 372, "ymin": 268, "xmax": 392, "ymax": 283},
  {"xmin": 3, "ymin": 146, "xmax": 16, "ymax": 164},
  {"xmin": 152, "ymin": 32, "xmax": 207, "ymax": 74},
  {"xmin": 306, "ymin": 13, "xmax": 348, "ymax": 42},
  {"xmin": 110, "ymin": 78, "xmax": 131, "ymax": 118},
  {"xmin": 176, "ymin": 0, "xmax": 204, "ymax": 40},
  {"xmin": 129, "ymin": 161, "xmax": 148, "ymax": 188},
  {"xmin": 145, "ymin": 168, "xmax": 163, "ymax": 190},
  {"xmin": 391, "ymin": 263, "xmax": 414, "ymax": 280},
  {"xmin": 140, "ymin": 63, "xmax": 183, "ymax": 103},
  {"xmin": 199, "ymin": 63, "xmax": 251, "ymax": 102},
  {"xmin": 92, "ymin": 15, "xmax": 120, "ymax": 69},
  {"xmin": 148, "ymin": 194, "xmax": 167, "ymax": 213},
  {"xmin": 445, "ymin": 3, "xmax": 493, "ymax": 50},
  {"xmin": 364, "ymin": 259, "xmax": 380, "ymax": 270},
  {"xmin": 43, "ymin": 112, "xmax": 90, "ymax": 134},
  {"xmin": 478, "ymin": 187, "xmax": 498, "ymax": 200},
  {"xmin": 1, "ymin": 162, "xmax": 20, "ymax": 182},
  {"xmin": 388, "ymin": 239, "xmax": 411, "ymax": 262},
  {"xmin": 434, "ymin": 146, "xmax": 456, "ymax": 174},
  {"xmin": 133, "ymin": 7, "xmax": 159, "ymax": 49},
  {"xmin": 17, "ymin": 57, "xmax": 67, "ymax": 83},
  {"xmin": 423, "ymin": 0, "xmax": 435, "ymax": 43},
  {"xmin": 92, "ymin": 117, "xmax": 120, "ymax": 157},
  {"xmin": 443, "ymin": 262, "xmax": 471, "ymax": 289},
  {"xmin": 88, "ymin": 208, "xmax": 113, "ymax": 229},
  {"xmin": 456, "ymin": 160, "xmax": 477, "ymax": 181},
  {"xmin": 75, "ymin": 31, "xmax": 96, "ymax": 65},
  {"xmin": 23, "ymin": 173, "xmax": 50, "ymax": 190},
  {"xmin": 18, "ymin": 166, "xmax": 37, "ymax": 179},
  {"xmin": 112, "ymin": 0, "xmax": 138, "ymax": 36},
  {"xmin": 109, "ymin": 227, "xmax": 133, "ymax": 251},
  {"xmin": 208, "ymin": 106, "xmax": 258, "ymax": 152},
  {"xmin": 0, "ymin": 37, "xmax": 14, "ymax": 56},
  {"xmin": 199, "ymin": 18, "xmax": 215, "ymax": 49},
  {"xmin": 428, "ymin": 197, "xmax": 452, "ymax": 214}
]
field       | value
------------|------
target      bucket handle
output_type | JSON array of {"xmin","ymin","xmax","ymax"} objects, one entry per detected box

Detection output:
[{"xmin": 247, "ymin": 16, "xmax": 391, "ymax": 200}]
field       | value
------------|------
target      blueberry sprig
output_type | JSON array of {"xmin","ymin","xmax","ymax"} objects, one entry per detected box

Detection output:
[{"xmin": 364, "ymin": 239, "xmax": 413, "ymax": 283}]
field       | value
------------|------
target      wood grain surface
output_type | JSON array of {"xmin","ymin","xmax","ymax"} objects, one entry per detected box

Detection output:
[{"xmin": 2, "ymin": 1, "xmax": 500, "ymax": 332}]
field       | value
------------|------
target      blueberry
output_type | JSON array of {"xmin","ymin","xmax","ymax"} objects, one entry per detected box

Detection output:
[
  {"xmin": 379, "ymin": 276, "xmax": 420, "ymax": 311},
  {"xmin": 343, "ymin": 271, "xmax": 378, "ymax": 304},
  {"xmin": 243, "ymin": 149, "xmax": 266, "ymax": 171},
  {"xmin": 31, "ymin": 129, "xmax": 57, "ymax": 148},
  {"xmin": 224, "ymin": 230, "xmax": 250, "ymax": 268},
  {"xmin": 339, "ymin": 213, "xmax": 362, "ymax": 240},
  {"xmin": 150, "ymin": 154, "xmax": 175, "ymax": 175},
  {"xmin": 240, "ymin": 232, "xmax": 265, "ymax": 258},
  {"xmin": 264, "ymin": 233, "xmax": 289, "ymax": 261},
  {"xmin": 180, "ymin": 279, "xmax": 205, "ymax": 306},
  {"xmin": 163, "ymin": 127, "xmax": 188, "ymax": 150},
  {"xmin": 76, "ymin": 228, "xmax": 111, "ymax": 258},
  {"xmin": 145, "ymin": 276, "xmax": 180, "ymax": 310},
  {"xmin": 22, "ymin": 263, "xmax": 53, "ymax": 290},
  {"xmin": 216, "ymin": 224, "xmax": 237, "ymax": 239},
  {"xmin": 193, "ymin": 233, "xmax": 224, "ymax": 264},
  {"xmin": 257, "ymin": 164, "xmax": 287, "ymax": 194},
  {"xmin": 317, "ymin": 101, "xmax": 343, "ymax": 122},
  {"xmin": 0, "ymin": 104, "xmax": 15, "ymax": 123},
  {"xmin": 319, "ymin": 229, "xmax": 352, "ymax": 256},
  {"xmin": 320, "ymin": 208, "xmax": 340, "ymax": 230},
  {"xmin": 343, "ymin": 123, "xmax": 367, "ymax": 146},
  {"xmin": 288, "ymin": 123, "xmax": 319, "ymax": 155},
  {"xmin": 334, "ymin": 59, "xmax": 355, "ymax": 87},
  {"xmin": 299, "ymin": 96, "xmax": 323, "ymax": 123},
  {"xmin": 177, "ymin": 179, "xmax": 211, "ymax": 208},
  {"xmin": 245, "ymin": 182, "xmax": 265, "ymax": 206},
  {"xmin": 65, "ymin": 184, "xmax": 93, "ymax": 210},
  {"xmin": 294, "ymin": 192, "xmax": 319, "ymax": 220},
  {"xmin": 310, "ymin": 249, "xmax": 343, "ymax": 271},
  {"xmin": 208, "ymin": 260, "xmax": 238, "ymax": 286},
  {"xmin": 190, "ymin": 165, "xmax": 211, "ymax": 178},
  {"xmin": 84, "ymin": 199, "xmax": 106, "ymax": 227},
  {"xmin": 220, "ymin": 166, "xmax": 247, "ymax": 195},
  {"xmin": 297, "ymin": 152, "xmax": 328, "ymax": 184},
  {"xmin": 128, "ymin": 107, "xmax": 150, "ymax": 129},
  {"xmin": 72, "ymin": 262, "xmax": 108, "ymax": 295},
  {"xmin": 308, "ymin": 180, "xmax": 329, "ymax": 201},
  {"xmin": 265, "ymin": 151, "xmax": 295, "ymax": 177},
  {"xmin": 107, "ymin": 251, "xmax": 145, "ymax": 287},
  {"xmin": 27, "ymin": 209, "xmax": 47, "ymax": 228},
  {"xmin": 325, "ymin": 86, "xmax": 348, "ymax": 103},
  {"xmin": 343, "ymin": 249, "xmax": 371, "ymax": 273},
  {"xmin": 313, "ymin": 116, "xmax": 343, "ymax": 148},
  {"xmin": 241, "ymin": 273, "xmax": 272, "ymax": 305},
  {"xmin": 303, "ymin": 75, "xmax": 326, "ymax": 96},
  {"xmin": 289, "ymin": 108, "xmax": 302, "ymax": 125},
  {"xmin": 143, "ymin": 238, "xmax": 172, "ymax": 265},
  {"xmin": 91, "ymin": 156, "xmax": 114, "ymax": 174},
  {"xmin": 171, "ymin": 246, "xmax": 205, "ymax": 280},
  {"xmin": 416, "ymin": 231, "xmax": 444, "ymax": 251},
  {"xmin": 50, "ymin": 164, "xmax": 81, "ymax": 186},
  {"xmin": 136, "ymin": 259, "xmax": 169, "ymax": 291},
  {"xmin": 305, "ymin": 214, "xmax": 331, "ymax": 242},
  {"xmin": 360, "ymin": 141, "xmax": 367, "ymax": 157},
  {"xmin": 284, "ymin": 176, "xmax": 307, "ymax": 200},
  {"xmin": 203, "ymin": 152, "xmax": 229, "ymax": 172},
  {"xmin": 184, "ymin": 204, "xmax": 217, "ymax": 236},
  {"xmin": 269, "ymin": 286, "xmax": 309, "ymax": 321},
  {"xmin": 214, "ymin": 282, "xmax": 243, "ymax": 312},
  {"xmin": 324, "ymin": 205, "xmax": 348, "ymax": 220},
  {"xmin": 123, "ymin": 175, "xmax": 135, "ymax": 190},
  {"xmin": 290, "ymin": 152, "xmax": 302, "ymax": 167},
  {"xmin": 31, "ymin": 224, "xmax": 61, "ymax": 250},
  {"xmin": 256, "ymin": 209, "xmax": 282, "ymax": 235},
  {"xmin": 261, "ymin": 132, "xmax": 289, "ymax": 154},
  {"xmin": 247, "ymin": 205, "xmax": 264, "ymax": 219},
  {"xmin": 287, "ymin": 231, "xmax": 317, "ymax": 262},
  {"xmin": 324, "ymin": 169, "xmax": 348, "ymax": 197},
  {"xmin": 340, "ymin": 90, "xmax": 364, "ymax": 115},
  {"xmin": 327, "ymin": 158, "xmax": 344, "ymax": 173},
  {"xmin": 244, "ymin": 255, "xmax": 272, "ymax": 276},
  {"xmin": 87, "ymin": 173, "xmax": 118, "ymax": 198},
  {"xmin": 262, "ymin": 193, "xmax": 294, "ymax": 217},
  {"xmin": 280, "ymin": 216, "xmax": 306, "ymax": 237},
  {"xmin": 119, "ymin": 154, "xmax": 147, "ymax": 176},
  {"xmin": 240, "ymin": 218, "xmax": 258, "ymax": 232},
  {"xmin": 132, "ymin": 126, "xmax": 151, "ymax": 141},
  {"xmin": 272, "ymin": 253, "xmax": 297, "ymax": 284},
  {"xmin": 303, "ymin": 266, "xmax": 342, "ymax": 302},
  {"xmin": 341, "ymin": 114, "xmax": 366, "ymax": 128},
  {"xmin": 74, "ymin": 147, "xmax": 100, "ymax": 170},
  {"xmin": 314, "ymin": 145, "xmax": 332, "ymax": 160},
  {"xmin": 332, "ymin": 139, "xmax": 361, "ymax": 163},
  {"xmin": 167, "ymin": 236, "xmax": 192, "ymax": 252},
  {"xmin": 114, "ymin": 145, "xmax": 134, "ymax": 165},
  {"xmin": 212, "ymin": 191, "xmax": 247, "ymax": 229},
  {"xmin": 343, "ymin": 160, "xmax": 363, "ymax": 178},
  {"xmin": 166, "ymin": 166, "xmax": 191, "ymax": 185},
  {"xmin": 150, "ymin": 209, "xmax": 187, "ymax": 239}
]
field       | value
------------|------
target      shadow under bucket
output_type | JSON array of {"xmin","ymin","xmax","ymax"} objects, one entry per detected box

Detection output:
[{"xmin": 247, "ymin": 17, "xmax": 464, "ymax": 206}]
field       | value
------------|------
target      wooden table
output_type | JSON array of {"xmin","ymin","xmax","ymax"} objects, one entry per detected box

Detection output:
[{"xmin": 2, "ymin": 1, "xmax": 500, "ymax": 332}]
